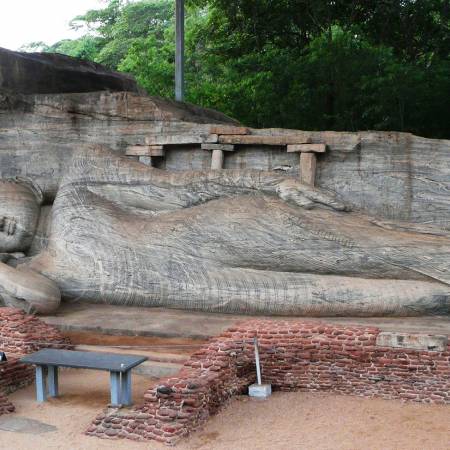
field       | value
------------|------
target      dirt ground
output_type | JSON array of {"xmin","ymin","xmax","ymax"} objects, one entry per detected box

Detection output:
[{"xmin": 1, "ymin": 369, "xmax": 449, "ymax": 450}]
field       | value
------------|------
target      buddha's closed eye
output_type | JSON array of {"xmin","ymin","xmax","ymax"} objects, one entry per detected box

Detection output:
[{"xmin": 0, "ymin": 217, "xmax": 16, "ymax": 236}]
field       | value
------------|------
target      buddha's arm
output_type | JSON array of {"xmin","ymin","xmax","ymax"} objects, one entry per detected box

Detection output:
[{"xmin": 64, "ymin": 145, "xmax": 349, "ymax": 212}]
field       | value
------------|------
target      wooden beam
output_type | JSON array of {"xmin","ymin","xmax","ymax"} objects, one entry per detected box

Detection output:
[
  {"xmin": 126, "ymin": 145, "xmax": 165, "ymax": 157},
  {"xmin": 148, "ymin": 146, "xmax": 165, "ymax": 157},
  {"xmin": 145, "ymin": 134, "xmax": 218, "ymax": 145},
  {"xmin": 218, "ymin": 135, "xmax": 311, "ymax": 145},
  {"xmin": 201, "ymin": 143, "xmax": 235, "ymax": 152},
  {"xmin": 287, "ymin": 143, "xmax": 326, "ymax": 153}
]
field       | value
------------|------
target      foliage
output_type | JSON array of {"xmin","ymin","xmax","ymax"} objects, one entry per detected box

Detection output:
[{"xmin": 22, "ymin": 0, "xmax": 450, "ymax": 138}]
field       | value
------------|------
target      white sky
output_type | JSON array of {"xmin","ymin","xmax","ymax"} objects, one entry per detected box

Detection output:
[{"xmin": 0, "ymin": 0, "xmax": 106, "ymax": 50}]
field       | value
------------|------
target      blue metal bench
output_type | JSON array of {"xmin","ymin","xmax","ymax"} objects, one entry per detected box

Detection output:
[{"xmin": 21, "ymin": 349, "xmax": 147, "ymax": 406}]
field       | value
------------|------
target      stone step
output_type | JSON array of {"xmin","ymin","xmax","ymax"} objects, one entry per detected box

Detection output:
[
  {"xmin": 132, "ymin": 360, "xmax": 182, "ymax": 379},
  {"xmin": 74, "ymin": 345, "xmax": 185, "ymax": 379}
]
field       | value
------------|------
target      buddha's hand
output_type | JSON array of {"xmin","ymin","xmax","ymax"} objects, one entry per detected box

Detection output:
[
  {"xmin": 276, "ymin": 179, "xmax": 351, "ymax": 212},
  {"xmin": 0, "ymin": 217, "xmax": 17, "ymax": 236}
]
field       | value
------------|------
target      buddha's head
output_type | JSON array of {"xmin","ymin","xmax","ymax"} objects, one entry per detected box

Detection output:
[{"xmin": 0, "ymin": 178, "xmax": 43, "ymax": 253}]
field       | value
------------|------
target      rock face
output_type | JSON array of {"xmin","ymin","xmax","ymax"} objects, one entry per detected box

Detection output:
[
  {"xmin": 0, "ymin": 47, "xmax": 140, "ymax": 94},
  {"xmin": 0, "ymin": 89, "xmax": 448, "ymax": 230},
  {"xmin": 0, "ymin": 144, "xmax": 448, "ymax": 316},
  {"xmin": 0, "ymin": 54, "xmax": 449, "ymax": 317},
  {"xmin": 0, "ymin": 90, "xmax": 240, "ymax": 200}
]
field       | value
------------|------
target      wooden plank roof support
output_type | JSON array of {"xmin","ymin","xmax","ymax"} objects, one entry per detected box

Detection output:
[
  {"xmin": 201, "ymin": 143, "xmax": 235, "ymax": 152},
  {"xmin": 145, "ymin": 134, "xmax": 218, "ymax": 145},
  {"xmin": 125, "ymin": 145, "xmax": 165, "ymax": 157},
  {"xmin": 218, "ymin": 135, "xmax": 312, "ymax": 145},
  {"xmin": 287, "ymin": 143, "xmax": 326, "ymax": 153},
  {"xmin": 126, "ymin": 145, "xmax": 165, "ymax": 167},
  {"xmin": 286, "ymin": 143, "xmax": 327, "ymax": 186}
]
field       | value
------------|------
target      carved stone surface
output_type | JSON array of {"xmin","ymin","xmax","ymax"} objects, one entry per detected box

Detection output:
[
  {"xmin": 1, "ymin": 91, "xmax": 449, "ymax": 230},
  {"xmin": 0, "ymin": 54, "xmax": 449, "ymax": 317},
  {"xmin": 376, "ymin": 332, "xmax": 448, "ymax": 351},
  {"xmin": 0, "ymin": 144, "xmax": 448, "ymax": 316}
]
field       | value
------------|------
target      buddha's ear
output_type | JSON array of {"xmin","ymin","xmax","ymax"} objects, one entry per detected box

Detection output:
[{"xmin": 11, "ymin": 177, "xmax": 44, "ymax": 206}]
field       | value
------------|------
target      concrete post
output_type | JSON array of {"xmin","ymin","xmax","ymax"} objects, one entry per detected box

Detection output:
[
  {"xmin": 175, "ymin": 0, "xmax": 185, "ymax": 102},
  {"xmin": 35, "ymin": 365, "xmax": 47, "ymax": 402},
  {"xmin": 211, "ymin": 149, "xmax": 224, "ymax": 169},
  {"xmin": 110, "ymin": 371, "xmax": 121, "ymax": 406},
  {"xmin": 47, "ymin": 366, "xmax": 59, "ymax": 397}
]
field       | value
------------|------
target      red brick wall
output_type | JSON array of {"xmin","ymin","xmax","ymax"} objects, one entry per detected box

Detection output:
[
  {"xmin": 0, "ymin": 355, "xmax": 34, "ymax": 395},
  {"xmin": 0, "ymin": 307, "xmax": 70, "ymax": 354},
  {"xmin": 87, "ymin": 320, "xmax": 450, "ymax": 445},
  {"xmin": 0, "ymin": 392, "xmax": 14, "ymax": 415},
  {"xmin": 0, "ymin": 307, "xmax": 71, "ymax": 416}
]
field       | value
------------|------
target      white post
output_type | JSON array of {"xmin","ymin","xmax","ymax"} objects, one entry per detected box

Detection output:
[
  {"xmin": 248, "ymin": 336, "xmax": 271, "ymax": 398},
  {"xmin": 254, "ymin": 337, "xmax": 262, "ymax": 385},
  {"xmin": 175, "ymin": 0, "xmax": 185, "ymax": 101}
]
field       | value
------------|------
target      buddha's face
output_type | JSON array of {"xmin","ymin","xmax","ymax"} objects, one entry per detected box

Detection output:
[{"xmin": 0, "ymin": 179, "xmax": 42, "ymax": 253}]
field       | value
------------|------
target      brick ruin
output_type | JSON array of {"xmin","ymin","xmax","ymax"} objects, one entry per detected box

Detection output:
[
  {"xmin": 87, "ymin": 320, "xmax": 450, "ymax": 445},
  {"xmin": 0, "ymin": 309, "xmax": 448, "ymax": 445},
  {"xmin": 0, "ymin": 307, "xmax": 70, "ymax": 415}
]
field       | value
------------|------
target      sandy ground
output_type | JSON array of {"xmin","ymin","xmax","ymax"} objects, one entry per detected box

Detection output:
[{"xmin": 1, "ymin": 370, "xmax": 449, "ymax": 450}]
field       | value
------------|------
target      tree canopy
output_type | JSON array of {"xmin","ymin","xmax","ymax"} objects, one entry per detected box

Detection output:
[{"xmin": 28, "ymin": 0, "xmax": 450, "ymax": 138}]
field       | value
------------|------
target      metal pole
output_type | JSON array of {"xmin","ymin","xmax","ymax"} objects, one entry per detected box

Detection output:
[
  {"xmin": 175, "ymin": 0, "xmax": 185, "ymax": 101},
  {"xmin": 254, "ymin": 337, "xmax": 262, "ymax": 385}
]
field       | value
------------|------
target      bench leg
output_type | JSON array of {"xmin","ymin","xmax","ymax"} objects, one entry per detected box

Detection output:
[
  {"xmin": 36, "ymin": 365, "xmax": 47, "ymax": 402},
  {"xmin": 120, "ymin": 370, "xmax": 132, "ymax": 406},
  {"xmin": 47, "ymin": 366, "xmax": 59, "ymax": 397},
  {"xmin": 110, "ymin": 371, "xmax": 121, "ymax": 406}
]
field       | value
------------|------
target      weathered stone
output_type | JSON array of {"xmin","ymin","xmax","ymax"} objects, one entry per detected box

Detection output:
[
  {"xmin": 287, "ymin": 144, "xmax": 326, "ymax": 153},
  {"xmin": 2, "ymin": 145, "xmax": 447, "ymax": 316},
  {"xmin": 1, "ymin": 90, "xmax": 448, "ymax": 231},
  {"xmin": 376, "ymin": 332, "xmax": 448, "ymax": 351},
  {"xmin": 0, "ymin": 54, "xmax": 449, "ymax": 318},
  {"xmin": 0, "ymin": 416, "xmax": 57, "ymax": 434},
  {"xmin": 125, "ymin": 145, "xmax": 164, "ymax": 157},
  {"xmin": 138, "ymin": 156, "xmax": 153, "ymax": 166},
  {"xmin": 201, "ymin": 143, "xmax": 235, "ymax": 152},
  {"xmin": 145, "ymin": 134, "xmax": 218, "ymax": 145},
  {"xmin": 210, "ymin": 149, "xmax": 224, "ymax": 169},
  {"xmin": 299, "ymin": 152, "xmax": 317, "ymax": 186},
  {"xmin": 210, "ymin": 126, "xmax": 249, "ymax": 135},
  {"xmin": 0, "ymin": 47, "xmax": 139, "ymax": 95},
  {"xmin": 218, "ymin": 135, "xmax": 311, "ymax": 145}
]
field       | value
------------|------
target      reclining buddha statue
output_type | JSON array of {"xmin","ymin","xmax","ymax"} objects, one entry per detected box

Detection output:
[{"xmin": 0, "ymin": 145, "xmax": 449, "ymax": 316}]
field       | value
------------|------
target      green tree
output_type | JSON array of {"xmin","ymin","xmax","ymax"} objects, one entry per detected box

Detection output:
[{"xmin": 20, "ymin": 0, "xmax": 450, "ymax": 138}]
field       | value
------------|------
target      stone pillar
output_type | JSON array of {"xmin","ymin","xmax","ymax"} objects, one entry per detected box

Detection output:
[
  {"xmin": 211, "ymin": 149, "xmax": 224, "ymax": 170},
  {"xmin": 299, "ymin": 153, "xmax": 316, "ymax": 186},
  {"xmin": 287, "ymin": 143, "xmax": 326, "ymax": 187},
  {"xmin": 139, "ymin": 156, "xmax": 153, "ymax": 166},
  {"xmin": 125, "ymin": 145, "xmax": 164, "ymax": 167}
]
